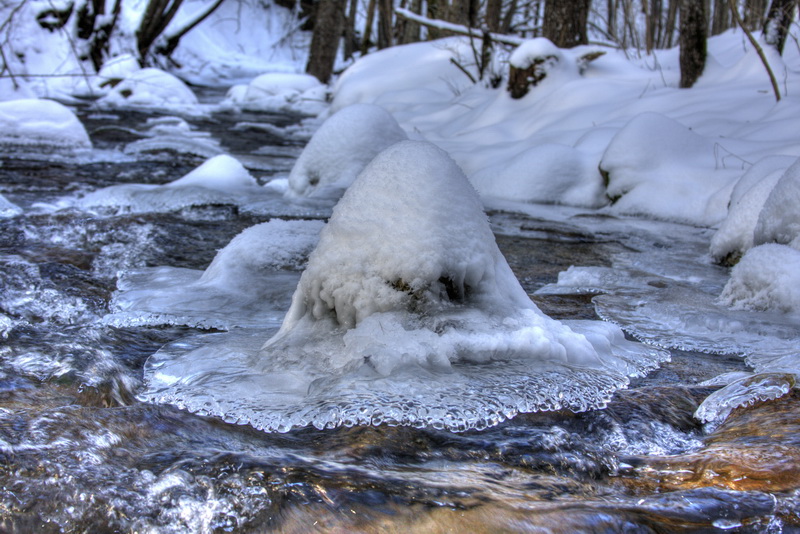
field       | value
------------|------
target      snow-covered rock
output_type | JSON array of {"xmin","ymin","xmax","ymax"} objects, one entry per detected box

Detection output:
[
  {"xmin": 753, "ymin": 157, "xmax": 800, "ymax": 249},
  {"xmin": 719, "ymin": 244, "xmax": 800, "ymax": 313},
  {"xmin": 225, "ymin": 72, "xmax": 327, "ymax": 115},
  {"xmin": 99, "ymin": 68, "xmax": 198, "ymax": 109},
  {"xmin": 286, "ymin": 103, "xmax": 407, "ymax": 198},
  {"xmin": 0, "ymin": 98, "xmax": 91, "ymax": 151}
]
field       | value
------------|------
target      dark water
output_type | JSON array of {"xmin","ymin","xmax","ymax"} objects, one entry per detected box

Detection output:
[{"xmin": 0, "ymin": 101, "xmax": 798, "ymax": 533}]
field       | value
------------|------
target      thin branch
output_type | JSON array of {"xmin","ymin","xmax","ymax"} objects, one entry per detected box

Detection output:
[
  {"xmin": 728, "ymin": 0, "xmax": 781, "ymax": 102},
  {"xmin": 395, "ymin": 7, "xmax": 523, "ymax": 46}
]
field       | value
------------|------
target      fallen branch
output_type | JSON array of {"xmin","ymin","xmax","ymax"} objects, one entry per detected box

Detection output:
[
  {"xmin": 394, "ymin": 7, "xmax": 523, "ymax": 46},
  {"xmin": 728, "ymin": 0, "xmax": 781, "ymax": 102}
]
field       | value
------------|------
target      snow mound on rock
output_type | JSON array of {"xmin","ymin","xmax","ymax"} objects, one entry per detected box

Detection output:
[{"xmin": 141, "ymin": 140, "xmax": 667, "ymax": 433}]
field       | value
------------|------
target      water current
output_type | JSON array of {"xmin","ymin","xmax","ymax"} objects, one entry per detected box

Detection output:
[{"xmin": 0, "ymin": 92, "xmax": 798, "ymax": 533}]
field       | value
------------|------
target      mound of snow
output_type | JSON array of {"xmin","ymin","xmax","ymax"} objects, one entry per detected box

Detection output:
[
  {"xmin": 600, "ymin": 112, "xmax": 738, "ymax": 226},
  {"xmin": 141, "ymin": 140, "xmax": 666, "ymax": 433},
  {"xmin": 99, "ymin": 68, "xmax": 198, "ymax": 109},
  {"xmin": 77, "ymin": 155, "xmax": 258, "ymax": 214},
  {"xmin": 719, "ymin": 244, "xmax": 800, "ymax": 313},
  {"xmin": 710, "ymin": 156, "xmax": 795, "ymax": 264},
  {"xmin": 0, "ymin": 99, "xmax": 91, "ymax": 151},
  {"xmin": 471, "ymin": 143, "xmax": 606, "ymax": 207},
  {"xmin": 287, "ymin": 104, "xmax": 407, "ymax": 198},
  {"xmin": 225, "ymin": 72, "xmax": 327, "ymax": 115},
  {"xmin": 754, "ymin": 157, "xmax": 800, "ymax": 248}
]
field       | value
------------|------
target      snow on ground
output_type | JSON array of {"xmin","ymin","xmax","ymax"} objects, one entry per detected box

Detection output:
[
  {"xmin": 223, "ymin": 73, "xmax": 328, "ymax": 115},
  {"xmin": 98, "ymin": 68, "xmax": 199, "ymax": 111}
]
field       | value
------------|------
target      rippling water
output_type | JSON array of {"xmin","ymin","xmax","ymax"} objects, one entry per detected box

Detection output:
[{"xmin": 0, "ymin": 100, "xmax": 798, "ymax": 533}]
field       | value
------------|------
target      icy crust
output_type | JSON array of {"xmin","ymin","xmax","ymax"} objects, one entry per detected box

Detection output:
[
  {"xmin": 141, "ymin": 141, "xmax": 668, "ymax": 432},
  {"xmin": 287, "ymin": 104, "xmax": 407, "ymax": 198},
  {"xmin": 694, "ymin": 372, "xmax": 795, "ymax": 427},
  {"xmin": 141, "ymin": 320, "xmax": 665, "ymax": 433},
  {"xmin": 105, "ymin": 220, "xmax": 322, "ymax": 330},
  {"xmin": 0, "ymin": 99, "xmax": 92, "ymax": 157}
]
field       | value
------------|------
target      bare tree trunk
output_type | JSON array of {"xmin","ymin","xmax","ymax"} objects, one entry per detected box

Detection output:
[
  {"xmin": 377, "ymin": 0, "xmax": 393, "ymax": 48},
  {"xmin": 607, "ymin": 0, "xmax": 617, "ymax": 38},
  {"xmin": 77, "ymin": 0, "xmax": 122, "ymax": 70},
  {"xmin": 743, "ymin": 0, "xmax": 768, "ymax": 30},
  {"xmin": 401, "ymin": 0, "xmax": 424, "ymax": 43},
  {"xmin": 664, "ymin": 0, "xmax": 679, "ymax": 46},
  {"xmin": 159, "ymin": 0, "xmax": 225, "ymax": 58},
  {"xmin": 679, "ymin": 0, "xmax": 707, "ymax": 87},
  {"xmin": 136, "ymin": 0, "xmax": 185, "ymax": 64},
  {"xmin": 763, "ymin": 0, "xmax": 797, "ymax": 53},
  {"xmin": 486, "ymin": 0, "xmax": 503, "ymax": 32},
  {"xmin": 426, "ymin": 0, "xmax": 443, "ymax": 39},
  {"xmin": 361, "ymin": 0, "xmax": 377, "ymax": 53},
  {"xmin": 501, "ymin": 0, "xmax": 519, "ymax": 33},
  {"xmin": 542, "ymin": 0, "xmax": 591, "ymax": 47},
  {"xmin": 306, "ymin": 0, "xmax": 346, "ymax": 83},
  {"xmin": 343, "ymin": 0, "xmax": 359, "ymax": 59}
]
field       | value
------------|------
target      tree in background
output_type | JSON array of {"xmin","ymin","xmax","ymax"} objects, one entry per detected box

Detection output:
[
  {"xmin": 762, "ymin": 0, "xmax": 797, "ymax": 53},
  {"xmin": 306, "ymin": 0, "xmax": 347, "ymax": 82},
  {"xmin": 679, "ymin": 0, "xmax": 707, "ymax": 87},
  {"xmin": 542, "ymin": 0, "xmax": 591, "ymax": 47}
]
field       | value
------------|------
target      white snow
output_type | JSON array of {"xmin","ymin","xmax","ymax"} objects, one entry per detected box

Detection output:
[
  {"xmin": 719, "ymin": 244, "xmax": 800, "ymax": 314},
  {"xmin": 98, "ymin": 68, "xmax": 199, "ymax": 110},
  {"xmin": 0, "ymin": 194, "xmax": 23, "ymax": 218},
  {"xmin": 286, "ymin": 104, "xmax": 408, "ymax": 198},
  {"xmin": 0, "ymin": 98, "xmax": 92, "ymax": 151},
  {"xmin": 753, "ymin": 156, "xmax": 800, "ymax": 248},
  {"xmin": 224, "ymin": 73, "xmax": 327, "ymax": 115}
]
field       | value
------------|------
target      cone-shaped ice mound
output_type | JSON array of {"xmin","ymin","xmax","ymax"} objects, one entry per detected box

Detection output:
[{"xmin": 141, "ymin": 141, "xmax": 667, "ymax": 432}]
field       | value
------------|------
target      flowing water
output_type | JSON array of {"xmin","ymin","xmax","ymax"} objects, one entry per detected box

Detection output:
[{"xmin": 0, "ymin": 96, "xmax": 798, "ymax": 533}]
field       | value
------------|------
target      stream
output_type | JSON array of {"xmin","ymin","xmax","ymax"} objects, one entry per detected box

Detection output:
[{"xmin": 0, "ymin": 93, "xmax": 798, "ymax": 533}]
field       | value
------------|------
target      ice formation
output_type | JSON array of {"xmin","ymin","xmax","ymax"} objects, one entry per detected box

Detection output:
[
  {"xmin": 286, "ymin": 104, "xmax": 408, "ymax": 198},
  {"xmin": 106, "ymin": 219, "xmax": 323, "ymax": 330},
  {"xmin": 142, "ymin": 140, "xmax": 667, "ymax": 432},
  {"xmin": 0, "ymin": 194, "xmax": 22, "ymax": 218}
]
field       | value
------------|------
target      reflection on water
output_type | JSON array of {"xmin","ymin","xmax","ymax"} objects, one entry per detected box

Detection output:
[{"xmin": 0, "ymin": 105, "xmax": 797, "ymax": 533}]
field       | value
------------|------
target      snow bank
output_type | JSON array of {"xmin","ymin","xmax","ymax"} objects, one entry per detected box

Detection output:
[
  {"xmin": 0, "ymin": 99, "xmax": 91, "ymax": 154},
  {"xmin": 719, "ymin": 244, "xmax": 800, "ymax": 313},
  {"xmin": 141, "ymin": 140, "xmax": 666, "ymax": 432},
  {"xmin": 754, "ymin": 157, "xmax": 800, "ymax": 248},
  {"xmin": 600, "ymin": 112, "xmax": 738, "ymax": 226},
  {"xmin": 225, "ymin": 73, "xmax": 327, "ymax": 115},
  {"xmin": 98, "ymin": 68, "xmax": 199, "ymax": 110},
  {"xmin": 471, "ymin": 143, "xmax": 606, "ymax": 207},
  {"xmin": 287, "ymin": 104, "xmax": 407, "ymax": 198}
]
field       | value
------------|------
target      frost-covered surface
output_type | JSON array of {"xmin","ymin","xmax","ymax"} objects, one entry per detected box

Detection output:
[
  {"xmin": 695, "ymin": 372, "xmax": 795, "ymax": 427},
  {"xmin": 98, "ymin": 68, "xmax": 199, "ymax": 111},
  {"xmin": 224, "ymin": 73, "xmax": 327, "ymax": 115},
  {"xmin": 0, "ymin": 99, "xmax": 92, "ymax": 156},
  {"xmin": 106, "ymin": 219, "xmax": 323, "ymax": 330},
  {"xmin": 142, "ymin": 141, "xmax": 667, "ymax": 432},
  {"xmin": 286, "ymin": 104, "xmax": 408, "ymax": 198}
]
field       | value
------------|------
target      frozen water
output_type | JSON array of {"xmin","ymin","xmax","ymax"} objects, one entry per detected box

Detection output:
[
  {"xmin": 695, "ymin": 372, "xmax": 795, "ymax": 426},
  {"xmin": 0, "ymin": 194, "xmax": 22, "ymax": 218},
  {"xmin": 286, "ymin": 104, "xmax": 407, "ymax": 198},
  {"xmin": 141, "ymin": 141, "xmax": 667, "ymax": 432},
  {"xmin": 106, "ymin": 219, "xmax": 323, "ymax": 329}
]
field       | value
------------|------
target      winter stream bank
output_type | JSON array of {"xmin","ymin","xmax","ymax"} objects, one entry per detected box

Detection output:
[{"xmin": 0, "ymin": 101, "xmax": 798, "ymax": 533}]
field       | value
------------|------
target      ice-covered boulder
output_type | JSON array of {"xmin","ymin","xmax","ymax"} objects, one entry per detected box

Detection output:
[
  {"xmin": 719, "ymin": 244, "xmax": 800, "ymax": 314},
  {"xmin": 286, "ymin": 103, "xmax": 407, "ymax": 198},
  {"xmin": 99, "ymin": 68, "xmax": 198, "ymax": 108},
  {"xmin": 0, "ymin": 98, "xmax": 91, "ymax": 153},
  {"xmin": 753, "ymin": 157, "xmax": 800, "ymax": 249},
  {"xmin": 470, "ymin": 143, "xmax": 606, "ymax": 207},
  {"xmin": 0, "ymin": 193, "xmax": 22, "ymax": 218},
  {"xmin": 141, "ymin": 140, "xmax": 666, "ymax": 433},
  {"xmin": 710, "ymin": 156, "xmax": 795, "ymax": 264}
]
